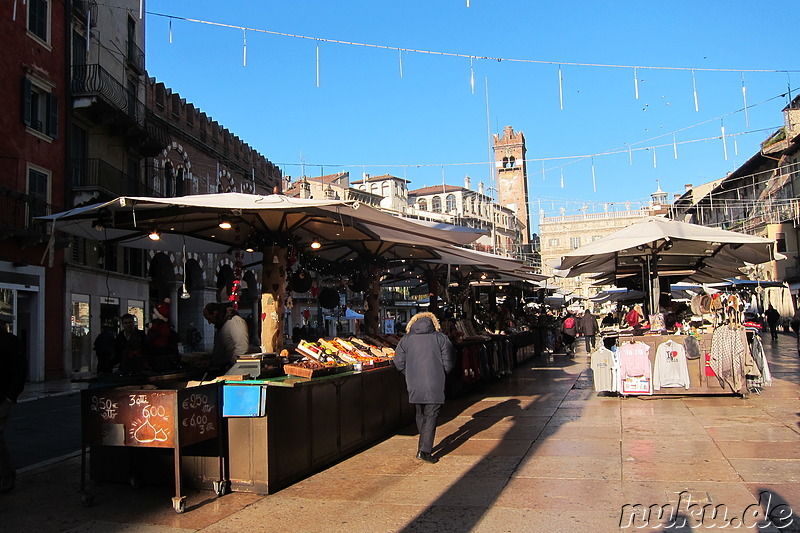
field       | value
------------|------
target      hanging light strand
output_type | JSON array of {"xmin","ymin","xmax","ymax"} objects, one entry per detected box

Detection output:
[{"xmin": 145, "ymin": 12, "xmax": 799, "ymax": 74}]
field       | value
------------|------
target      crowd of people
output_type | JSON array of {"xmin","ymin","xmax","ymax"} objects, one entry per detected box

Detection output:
[{"xmin": 92, "ymin": 299, "xmax": 253, "ymax": 377}]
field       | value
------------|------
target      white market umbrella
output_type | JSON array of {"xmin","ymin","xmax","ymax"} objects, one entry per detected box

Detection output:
[{"xmin": 555, "ymin": 217, "xmax": 778, "ymax": 314}]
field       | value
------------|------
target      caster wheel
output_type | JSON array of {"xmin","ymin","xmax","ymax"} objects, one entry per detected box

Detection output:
[
  {"xmin": 213, "ymin": 480, "xmax": 226, "ymax": 497},
  {"xmin": 81, "ymin": 493, "xmax": 95, "ymax": 507},
  {"xmin": 172, "ymin": 496, "xmax": 186, "ymax": 513}
]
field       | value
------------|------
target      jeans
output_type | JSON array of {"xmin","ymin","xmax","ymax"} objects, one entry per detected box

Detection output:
[
  {"xmin": 584, "ymin": 335, "xmax": 596, "ymax": 353},
  {"xmin": 415, "ymin": 404, "xmax": 441, "ymax": 454}
]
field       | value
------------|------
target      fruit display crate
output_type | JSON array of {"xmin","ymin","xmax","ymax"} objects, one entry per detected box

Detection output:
[{"xmin": 283, "ymin": 363, "xmax": 353, "ymax": 379}]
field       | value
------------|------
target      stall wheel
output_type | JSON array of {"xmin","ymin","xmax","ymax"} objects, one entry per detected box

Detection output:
[
  {"xmin": 172, "ymin": 496, "xmax": 186, "ymax": 513},
  {"xmin": 213, "ymin": 480, "xmax": 227, "ymax": 497}
]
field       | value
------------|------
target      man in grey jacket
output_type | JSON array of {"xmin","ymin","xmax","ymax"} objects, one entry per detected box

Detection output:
[
  {"xmin": 393, "ymin": 312, "xmax": 455, "ymax": 464},
  {"xmin": 579, "ymin": 310, "xmax": 600, "ymax": 353}
]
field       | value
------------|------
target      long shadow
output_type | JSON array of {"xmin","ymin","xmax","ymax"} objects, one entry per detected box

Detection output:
[
  {"xmin": 432, "ymin": 399, "xmax": 523, "ymax": 459},
  {"xmin": 397, "ymin": 349, "xmax": 581, "ymax": 532}
]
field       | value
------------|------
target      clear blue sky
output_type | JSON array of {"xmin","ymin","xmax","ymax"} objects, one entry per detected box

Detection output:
[{"xmin": 144, "ymin": 1, "xmax": 798, "ymax": 231}]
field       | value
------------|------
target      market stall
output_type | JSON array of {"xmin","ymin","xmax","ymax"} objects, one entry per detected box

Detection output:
[
  {"xmin": 556, "ymin": 217, "xmax": 780, "ymax": 398},
  {"xmin": 182, "ymin": 364, "xmax": 412, "ymax": 494}
]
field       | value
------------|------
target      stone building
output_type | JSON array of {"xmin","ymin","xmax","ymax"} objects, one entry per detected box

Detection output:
[
  {"xmin": 538, "ymin": 187, "xmax": 670, "ymax": 301},
  {"xmin": 0, "ymin": 0, "xmax": 68, "ymax": 380},
  {"xmin": 2, "ymin": 0, "xmax": 282, "ymax": 379},
  {"xmin": 493, "ymin": 125, "xmax": 531, "ymax": 245},
  {"xmin": 671, "ymin": 96, "xmax": 800, "ymax": 287}
]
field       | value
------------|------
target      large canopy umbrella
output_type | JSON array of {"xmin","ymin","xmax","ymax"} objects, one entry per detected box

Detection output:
[
  {"xmin": 40, "ymin": 193, "xmax": 485, "ymax": 350},
  {"xmin": 554, "ymin": 217, "xmax": 778, "ymax": 314}
]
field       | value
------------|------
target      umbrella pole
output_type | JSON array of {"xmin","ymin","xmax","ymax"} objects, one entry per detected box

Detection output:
[
  {"xmin": 260, "ymin": 245, "xmax": 287, "ymax": 353},
  {"xmin": 364, "ymin": 263, "xmax": 381, "ymax": 336}
]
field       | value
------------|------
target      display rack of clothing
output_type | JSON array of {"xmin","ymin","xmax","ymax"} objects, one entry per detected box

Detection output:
[
  {"xmin": 618, "ymin": 341, "xmax": 652, "ymax": 395},
  {"xmin": 653, "ymin": 339, "xmax": 690, "ymax": 390},
  {"xmin": 709, "ymin": 323, "xmax": 759, "ymax": 393},
  {"xmin": 590, "ymin": 347, "xmax": 618, "ymax": 393}
]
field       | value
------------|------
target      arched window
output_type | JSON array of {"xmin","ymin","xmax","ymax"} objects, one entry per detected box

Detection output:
[
  {"xmin": 164, "ymin": 161, "xmax": 174, "ymax": 197},
  {"xmin": 508, "ymin": 156, "xmax": 516, "ymax": 168},
  {"xmin": 431, "ymin": 196, "xmax": 442, "ymax": 213},
  {"xmin": 445, "ymin": 194, "xmax": 456, "ymax": 212},
  {"xmin": 382, "ymin": 183, "xmax": 390, "ymax": 197},
  {"xmin": 371, "ymin": 184, "xmax": 379, "ymax": 195},
  {"xmin": 418, "ymin": 199, "xmax": 427, "ymax": 211}
]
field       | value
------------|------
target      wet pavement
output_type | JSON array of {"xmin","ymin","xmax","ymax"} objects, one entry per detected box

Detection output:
[{"xmin": 2, "ymin": 333, "xmax": 799, "ymax": 532}]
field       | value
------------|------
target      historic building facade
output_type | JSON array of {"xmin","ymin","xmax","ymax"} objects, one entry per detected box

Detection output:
[{"xmin": 1, "ymin": 0, "xmax": 68, "ymax": 381}]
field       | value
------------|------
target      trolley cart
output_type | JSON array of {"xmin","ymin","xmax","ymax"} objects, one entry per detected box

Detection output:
[{"xmin": 80, "ymin": 382, "xmax": 225, "ymax": 513}]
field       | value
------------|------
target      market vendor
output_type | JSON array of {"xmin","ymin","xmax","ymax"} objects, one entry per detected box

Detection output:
[{"xmin": 203, "ymin": 302, "xmax": 249, "ymax": 374}]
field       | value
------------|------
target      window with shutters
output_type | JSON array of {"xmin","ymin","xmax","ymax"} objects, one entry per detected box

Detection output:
[
  {"xmin": 27, "ymin": 166, "xmax": 50, "ymax": 223},
  {"xmin": 22, "ymin": 77, "xmax": 58, "ymax": 139}
]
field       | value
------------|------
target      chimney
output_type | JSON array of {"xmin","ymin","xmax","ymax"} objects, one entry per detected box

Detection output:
[
  {"xmin": 478, "ymin": 181, "xmax": 485, "ymax": 195},
  {"xmin": 684, "ymin": 183, "xmax": 693, "ymax": 192},
  {"xmin": 464, "ymin": 175, "xmax": 471, "ymax": 190}
]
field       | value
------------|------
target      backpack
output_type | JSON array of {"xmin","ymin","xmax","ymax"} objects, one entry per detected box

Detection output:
[{"xmin": 563, "ymin": 317, "xmax": 575, "ymax": 329}]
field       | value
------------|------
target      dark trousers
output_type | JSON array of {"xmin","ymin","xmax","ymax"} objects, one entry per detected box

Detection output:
[
  {"xmin": 584, "ymin": 335, "xmax": 596, "ymax": 352},
  {"xmin": 415, "ymin": 403, "xmax": 441, "ymax": 454},
  {"xmin": 768, "ymin": 323, "xmax": 778, "ymax": 340}
]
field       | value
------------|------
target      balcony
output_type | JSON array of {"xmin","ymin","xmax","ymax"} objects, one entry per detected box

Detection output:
[
  {"xmin": 70, "ymin": 158, "xmax": 156, "ymax": 201},
  {"xmin": 0, "ymin": 187, "xmax": 52, "ymax": 247},
  {"xmin": 126, "ymin": 40, "xmax": 145, "ymax": 75},
  {"xmin": 71, "ymin": 64, "xmax": 145, "ymax": 126}
]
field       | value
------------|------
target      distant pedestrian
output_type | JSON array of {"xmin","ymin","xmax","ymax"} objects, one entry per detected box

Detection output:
[
  {"xmin": 560, "ymin": 312, "xmax": 578, "ymax": 356},
  {"xmin": 0, "ymin": 315, "xmax": 27, "ymax": 493},
  {"xmin": 765, "ymin": 305, "xmax": 780, "ymax": 341},
  {"xmin": 393, "ymin": 312, "xmax": 455, "ymax": 464},
  {"xmin": 93, "ymin": 325, "xmax": 117, "ymax": 373},
  {"xmin": 579, "ymin": 310, "xmax": 600, "ymax": 352}
]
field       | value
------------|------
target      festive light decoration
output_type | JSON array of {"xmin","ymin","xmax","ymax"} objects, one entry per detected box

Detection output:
[{"xmin": 146, "ymin": 11, "xmax": 798, "ymax": 75}]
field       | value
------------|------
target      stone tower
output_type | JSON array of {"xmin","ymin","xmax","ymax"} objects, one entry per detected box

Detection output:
[{"xmin": 493, "ymin": 125, "xmax": 530, "ymax": 245}]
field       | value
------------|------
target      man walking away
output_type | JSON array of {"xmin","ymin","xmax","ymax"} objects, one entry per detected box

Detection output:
[
  {"xmin": 393, "ymin": 312, "xmax": 455, "ymax": 464},
  {"xmin": 580, "ymin": 309, "xmax": 600, "ymax": 353}
]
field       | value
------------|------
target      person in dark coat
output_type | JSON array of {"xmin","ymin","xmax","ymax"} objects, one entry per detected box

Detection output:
[
  {"xmin": 393, "ymin": 312, "xmax": 455, "ymax": 464},
  {"xmin": 579, "ymin": 310, "xmax": 600, "ymax": 352},
  {"xmin": 93, "ymin": 325, "xmax": 117, "ymax": 373},
  {"xmin": 765, "ymin": 304, "xmax": 780, "ymax": 341},
  {"xmin": 115, "ymin": 313, "xmax": 150, "ymax": 375},
  {"xmin": 0, "ymin": 316, "xmax": 27, "ymax": 493}
]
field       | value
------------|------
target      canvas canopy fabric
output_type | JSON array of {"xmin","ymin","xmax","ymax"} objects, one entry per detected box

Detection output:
[
  {"xmin": 556, "ymin": 217, "xmax": 777, "ymax": 283},
  {"xmin": 39, "ymin": 193, "xmax": 485, "ymax": 253}
]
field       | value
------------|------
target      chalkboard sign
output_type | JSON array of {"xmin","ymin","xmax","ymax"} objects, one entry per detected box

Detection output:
[{"xmin": 82, "ymin": 383, "xmax": 220, "ymax": 448}]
